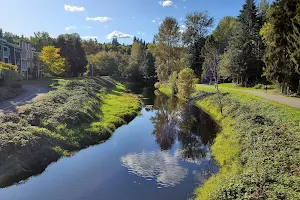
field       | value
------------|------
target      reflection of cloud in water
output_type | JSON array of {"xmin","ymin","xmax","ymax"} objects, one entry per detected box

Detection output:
[{"xmin": 121, "ymin": 151, "xmax": 188, "ymax": 187}]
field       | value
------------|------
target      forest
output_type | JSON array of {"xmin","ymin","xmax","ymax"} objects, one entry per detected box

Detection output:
[{"xmin": 1, "ymin": 0, "xmax": 299, "ymax": 95}]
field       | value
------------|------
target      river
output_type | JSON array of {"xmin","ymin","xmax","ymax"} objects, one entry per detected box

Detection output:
[{"xmin": 0, "ymin": 87, "xmax": 219, "ymax": 200}]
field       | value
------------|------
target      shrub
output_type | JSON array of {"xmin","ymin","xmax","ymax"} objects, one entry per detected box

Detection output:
[
  {"xmin": 177, "ymin": 68, "xmax": 198, "ymax": 99},
  {"xmin": 254, "ymin": 83, "xmax": 264, "ymax": 89}
]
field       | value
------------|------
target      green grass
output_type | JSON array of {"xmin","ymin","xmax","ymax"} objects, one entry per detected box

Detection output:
[
  {"xmin": 158, "ymin": 83, "xmax": 300, "ymax": 199},
  {"xmin": 0, "ymin": 77, "xmax": 142, "ymax": 187},
  {"xmin": 199, "ymin": 83, "xmax": 278, "ymax": 93}
]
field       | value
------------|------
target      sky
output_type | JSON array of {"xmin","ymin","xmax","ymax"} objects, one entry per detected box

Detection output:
[{"xmin": 0, "ymin": 0, "xmax": 266, "ymax": 44}]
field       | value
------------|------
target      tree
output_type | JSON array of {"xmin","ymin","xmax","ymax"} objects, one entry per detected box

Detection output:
[
  {"xmin": 141, "ymin": 51, "xmax": 156, "ymax": 78},
  {"xmin": 128, "ymin": 41, "xmax": 145, "ymax": 80},
  {"xmin": 260, "ymin": 0, "xmax": 298, "ymax": 94},
  {"xmin": 0, "ymin": 29, "xmax": 3, "ymax": 38},
  {"xmin": 30, "ymin": 32, "xmax": 54, "ymax": 52},
  {"xmin": 203, "ymin": 36, "xmax": 223, "ymax": 113},
  {"xmin": 155, "ymin": 17, "xmax": 185, "ymax": 82},
  {"xmin": 56, "ymin": 34, "xmax": 88, "ymax": 77},
  {"xmin": 258, "ymin": 0, "xmax": 270, "ymax": 26},
  {"xmin": 287, "ymin": 2, "xmax": 300, "ymax": 94},
  {"xmin": 220, "ymin": 0, "xmax": 263, "ymax": 86},
  {"xmin": 183, "ymin": 12, "xmax": 214, "ymax": 78},
  {"xmin": 40, "ymin": 46, "xmax": 66, "ymax": 75},
  {"xmin": 177, "ymin": 68, "xmax": 198, "ymax": 99},
  {"xmin": 212, "ymin": 16, "xmax": 237, "ymax": 54},
  {"xmin": 81, "ymin": 39, "xmax": 101, "ymax": 56}
]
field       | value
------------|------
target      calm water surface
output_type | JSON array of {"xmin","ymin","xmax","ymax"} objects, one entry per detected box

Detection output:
[{"xmin": 0, "ymin": 88, "xmax": 218, "ymax": 200}]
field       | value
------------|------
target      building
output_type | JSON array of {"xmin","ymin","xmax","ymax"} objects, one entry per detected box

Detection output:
[{"xmin": 0, "ymin": 38, "xmax": 42, "ymax": 79}]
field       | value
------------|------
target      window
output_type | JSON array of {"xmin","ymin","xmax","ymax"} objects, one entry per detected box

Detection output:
[
  {"xmin": 4, "ymin": 58, "xmax": 8, "ymax": 63},
  {"xmin": 4, "ymin": 47, "xmax": 7, "ymax": 51},
  {"xmin": 0, "ymin": 45, "xmax": 1, "ymax": 50}
]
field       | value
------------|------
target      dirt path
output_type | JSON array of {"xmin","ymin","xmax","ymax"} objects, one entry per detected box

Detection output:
[
  {"xmin": 0, "ymin": 84, "xmax": 51, "ymax": 112},
  {"xmin": 240, "ymin": 90, "xmax": 300, "ymax": 109}
]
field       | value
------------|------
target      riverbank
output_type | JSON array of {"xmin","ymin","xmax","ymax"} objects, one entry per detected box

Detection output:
[
  {"xmin": 158, "ymin": 84, "xmax": 300, "ymax": 199},
  {"xmin": 0, "ymin": 77, "xmax": 141, "ymax": 187}
]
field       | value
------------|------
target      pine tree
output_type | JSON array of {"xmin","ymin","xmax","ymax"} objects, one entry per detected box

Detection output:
[
  {"xmin": 287, "ymin": 2, "xmax": 300, "ymax": 94},
  {"xmin": 224, "ymin": 0, "xmax": 262, "ymax": 86},
  {"xmin": 260, "ymin": 0, "xmax": 298, "ymax": 94}
]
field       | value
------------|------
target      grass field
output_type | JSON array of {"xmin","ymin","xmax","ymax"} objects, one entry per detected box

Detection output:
[{"xmin": 158, "ymin": 83, "xmax": 300, "ymax": 199}]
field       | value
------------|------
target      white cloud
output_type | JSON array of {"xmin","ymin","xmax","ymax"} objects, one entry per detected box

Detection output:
[
  {"xmin": 65, "ymin": 26, "xmax": 76, "ymax": 31},
  {"xmin": 104, "ymin": 26, "xmax": 108, "ymax": 28},
  {"xmin": 179, "ymin": 30, "xmax": 185, "ymax": 33},
  {"xmin": 159, "ymin": 0, "xmax": 174, "ymax": 7},
  {"xmin": 181, "ymin": 25, "xmax": 186, "ymax": 28},
  {"xmin": 133, "ymin": 17, "xmax": 136, "ymax": 19},
  {"xmin": 184, "ymin": 6, "xmax": 187, "ymax": 9},
  {"xmin": 81, "ymin": 36, "xmax": 98, "ymax": 40},
  {"xmin": 121, "ymin": 151, "xmax": 188, "ymax": 187},
  {"xmin": 86, "ymin": 17, "xmax": 112, "ymax": 22},
  {"xmin": 137, "ymin": 31, "xmax": 145, "ymax": 35},
  {"xmin": 152, "ymin": 20, "xmax": 156, "ymax": 23},
  {"xmin": 64, "ymin": 5, "xmax": 85, "ymax": 12},
  {"xmin": 107, "ymin": 31, "xmax": 132, "ymax": 40},
  {"xmin": 85, "ymin": 26, "xmax": 93, "ymax": 29}
]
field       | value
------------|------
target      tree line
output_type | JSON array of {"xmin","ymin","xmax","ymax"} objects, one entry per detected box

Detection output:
[
  {"xmin": 0, "ymin": 29, "xmax": 156, "ymax": 79},
  {"xmin": 152, "ymin": 0, "xmax": 300, "ymax": 96}
]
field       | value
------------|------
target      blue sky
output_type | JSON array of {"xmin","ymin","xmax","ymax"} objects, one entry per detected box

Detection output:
[{"xmin": 1, "ymin": 0, "xmax": 266, "ymax": 44}]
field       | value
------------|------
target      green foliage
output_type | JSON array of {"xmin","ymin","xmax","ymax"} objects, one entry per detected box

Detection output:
[
  {"xmin": 0, "ymin": 62, "xmax": 21, "ymax": 85},
  {"xmin": 220, "ymin": 0, "xmax": 264, "ymax": 86},
  {"xmin": 260, "ymin": 0, "xmax": 299, "ymax": 94},
  {"xmin": 155, "ymin": 17, "xmax": 186, "ymax": 82},
  {"xmin": 168, "ymin": 71, "xmax": 178, "ymax": 95},
  {"xmin": 177, "ymin": 68, "xmax": 197, "ymax": 99},
  {"xmin": 183, "ymin": 12, "xmax": 214, "ymax": 77},
  {"xmin": 195, "ymin": 85, "xmax": 300, "ymax": 199},
  {"xmin": 128, "ymin": 41, "xmax": 145, "ymax": 80},
  {"xmin": 56, "ymin": 33, "xmax": 88, "ymax": 76},
  {"xmin": 29, "ymin": 32, "xmax": 54, "ymax": 52}
]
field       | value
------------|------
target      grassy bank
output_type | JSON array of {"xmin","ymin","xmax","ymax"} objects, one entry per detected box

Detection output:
[
  {"xmin": 0, "ymin": 77, "xmax": 141, "ymax": 187},
  {"xmin": 158, "ymin": 84, "xmax": 300, "ymax": 199}
]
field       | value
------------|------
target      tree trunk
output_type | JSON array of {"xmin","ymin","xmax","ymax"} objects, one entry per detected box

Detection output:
[{"xmin": 297, "ymin": 78, "xmax": 300, "ymax": 96}]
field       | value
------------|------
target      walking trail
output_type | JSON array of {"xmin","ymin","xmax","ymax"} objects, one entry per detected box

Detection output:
[{"xmin": 240, "ymin": 90, "xmax": 300, "ymax": 109}]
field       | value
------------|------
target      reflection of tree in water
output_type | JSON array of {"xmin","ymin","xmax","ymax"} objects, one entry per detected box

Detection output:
[
  {"xmin": 151, "ymin": 94, "xmax": 181, "ymax": 150},
  {"xmin": 151, "ymin": 92, "xmax": 219, "ymax": 162}
]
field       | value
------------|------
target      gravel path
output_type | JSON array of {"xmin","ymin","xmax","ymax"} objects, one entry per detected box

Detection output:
[
  {"xmin": 240, "ymin": 90, "xmax": 300, "ymax": 109},
  {"xmin": 0, "ymin": 84, "xmax": 51, "ymax": 112}
]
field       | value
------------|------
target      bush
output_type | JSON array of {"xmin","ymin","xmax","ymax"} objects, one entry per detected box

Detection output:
[
  {"xmin": 254, "ymin": 83, "xmax": 264, "ymax": 89},
  {"xmin": 177, "ymin": 68, "xmax": 198, "ymax": 99}
]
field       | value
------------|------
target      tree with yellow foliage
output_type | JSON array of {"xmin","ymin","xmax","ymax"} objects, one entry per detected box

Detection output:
[{"xmin": 40, "ymin": 46, "xmax": 67, "ymax": 75}]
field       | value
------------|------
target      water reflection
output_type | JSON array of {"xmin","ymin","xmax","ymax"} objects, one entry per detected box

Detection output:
[
  {"xmin": 120, "ymin": 151, "xmax": 188, "ymax": 187},
  {"xmin": 151, "ymin": 93, "xmax": 218, "ymax": 163}
]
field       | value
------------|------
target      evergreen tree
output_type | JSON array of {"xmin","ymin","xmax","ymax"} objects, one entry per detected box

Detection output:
[
  {"xmin": 222, "ymin": 0, "xmax": 262, "ymax": 86},
  {"xmin": 287, "ymin": 2, "xmax": 300, "ymax": 94},
  {"xmin": 260, "ymin": 0, "xmax": 298, "ymax": 94}
]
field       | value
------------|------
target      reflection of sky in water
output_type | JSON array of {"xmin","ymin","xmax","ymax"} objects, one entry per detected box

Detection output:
[{"xmin": 120, "ymin": 151, "xmax": 188, "ymax": 187}]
